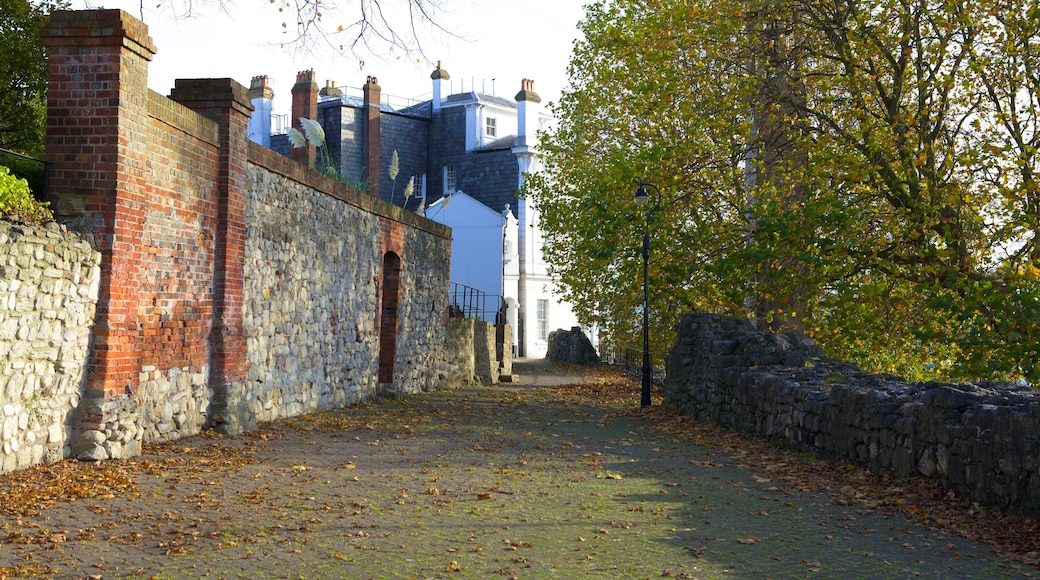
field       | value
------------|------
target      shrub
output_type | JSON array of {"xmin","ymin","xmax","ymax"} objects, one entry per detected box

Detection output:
[
  {"xmin": 0, "ymin": 165, "xmax": 52, "ymax": 226},
  {"xmin": 0, "ymin": 150, "xmax": 47, "ymax": 201}
]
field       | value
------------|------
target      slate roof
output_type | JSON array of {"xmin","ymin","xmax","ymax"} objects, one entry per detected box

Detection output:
[
  {"xmin": 474, "ymin": 135, "xmax": 518, "ymax": 152},
  {"xmin": 444, "ymin": 92, "xmax": 518, "ymax": 110}
]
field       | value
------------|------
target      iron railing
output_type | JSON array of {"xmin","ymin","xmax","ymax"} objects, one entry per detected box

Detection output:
[
  {"xmin": 611, "ymin": 344, "xmax": 666, "ymax": 386},
  {"xmin": 449, "ymin": 282, "xmax": 503, "ymax": 322}
]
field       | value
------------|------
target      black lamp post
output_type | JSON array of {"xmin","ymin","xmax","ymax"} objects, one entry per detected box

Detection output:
[{"xmin": 633, "ymin": 182, "xmax": 660, "ymax": 408}]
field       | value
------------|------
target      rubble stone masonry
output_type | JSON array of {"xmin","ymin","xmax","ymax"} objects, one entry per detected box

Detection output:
[
  {"xmin": 667, "ymin": 312, "xmax": 1040, "ymax": 515},
  {"xmin": 0, "ymin": 8, "xmax": 454, "ymax": 471},
  {"xmin": 0, "ymin": 223, "xmax": 101, "ymax": 472}
]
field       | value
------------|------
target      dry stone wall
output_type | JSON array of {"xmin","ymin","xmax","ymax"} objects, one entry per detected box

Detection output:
[
  {"xmin": 0, "ymin": 223, "xmax": 100, "ymax": 472},
  {"xmin": 666, "ymin": 312, "xmax": 1040, "ymax": 515}
]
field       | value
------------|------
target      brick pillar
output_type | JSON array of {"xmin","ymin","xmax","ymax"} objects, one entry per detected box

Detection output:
[
  {"xmin": 364, "ymin": 76, "xmax": 381, "ymax": 198},
  {"xmin": 290, "ymin": 70, "xmax": 318, "ymax": 167},
  {"xmin": 169, "ymin": 79, "xmax": 253, "ymax": 434},
  {"xmin": 42, "ymin": 9, "xmax": 156, "ymax": 460}
]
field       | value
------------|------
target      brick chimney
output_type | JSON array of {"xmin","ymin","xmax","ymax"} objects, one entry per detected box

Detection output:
[
  {"xmin": 514, "ymin": 79, "xmax": 541, "ymax": 148},
  {"xmin": 431, "ymin": 61, "xmax": 450, "ymax": 113},
  {"xmin": 364, "ymin": 76, "xmax": 381, "ymax": 198},
  {"xmin": 290, "ymin": 70, "xmax": 318, "ymax": 167}
]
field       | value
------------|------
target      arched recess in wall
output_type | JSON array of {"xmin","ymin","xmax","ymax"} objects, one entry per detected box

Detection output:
[{"xmin": 378, "ymin": 252, "xmax": 402, "ymax": 384}]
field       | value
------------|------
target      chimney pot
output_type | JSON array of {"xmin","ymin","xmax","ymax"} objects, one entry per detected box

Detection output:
[
  {"xmin": 248, "ymin": 75, "xmax": 274, "ymax": 100},
  {"xmin": 514, "ymin": 78, "xmax": 541, "ymax": 104},
  {"xmin": 430, "ymin": 61, "xmax": 450, "ymax": 80}
]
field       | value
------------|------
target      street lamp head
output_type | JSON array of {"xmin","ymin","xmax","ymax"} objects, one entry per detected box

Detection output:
[{"xmin": 633, "ymin": 184, "xmax": 650, "ymax": 207}]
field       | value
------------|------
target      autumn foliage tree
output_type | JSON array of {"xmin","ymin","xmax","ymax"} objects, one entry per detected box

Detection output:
[{"xmin": 527, "ymin": 0, "xmax": 1040, "ymax": 381}]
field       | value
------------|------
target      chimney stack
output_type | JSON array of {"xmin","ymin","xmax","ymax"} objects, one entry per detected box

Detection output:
[
  {"xmin": 247, "ymin": 75, "xmax": 274, "ymax": 147},
  {"xmin": 290, "ymin": 70, "xmax": 318, "ymax": 167},
  {"xmin": 363, "ymin": 76, "xmax": 382, "ymax": 198},
  {"xmin": 431, "ymin": 61, "xmax": 450, "ymax": 113},
  {"xmin": 514, "ymin": 79, "xmax": 541, "ymax": 147},
  {"xmin": 319, "ymin": 80, "xmax": 343, "ymax": 97}
]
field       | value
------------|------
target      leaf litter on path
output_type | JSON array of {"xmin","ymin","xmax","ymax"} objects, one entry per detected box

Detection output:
[{"xmin": 0, "ymin": 363, "xmax": 1035, "ymax": 578}]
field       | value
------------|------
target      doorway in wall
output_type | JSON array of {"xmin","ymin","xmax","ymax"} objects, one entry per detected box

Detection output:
[{"xmin": 378, "ymin": 252, "xmax": 401, "ymax": 385}]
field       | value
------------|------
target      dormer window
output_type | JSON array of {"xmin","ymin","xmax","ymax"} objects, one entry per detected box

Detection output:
[{"xmin": 485, "ymin": 117, "xmax": 497, "ymax": 138}]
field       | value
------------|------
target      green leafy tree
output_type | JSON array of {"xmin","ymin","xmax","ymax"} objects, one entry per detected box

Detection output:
[
  {"xmin": 529, "ymin": 0, "xmax": 1040, "ymax": 381},
  {"xmin": 0, "ymin": 0, "xmax": 66, "ymax": 159}
]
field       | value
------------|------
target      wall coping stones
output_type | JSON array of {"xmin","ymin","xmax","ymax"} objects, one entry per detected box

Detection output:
[{"xmin": 246, "ymin": 142, "xmax": 451, "ymax": 241}]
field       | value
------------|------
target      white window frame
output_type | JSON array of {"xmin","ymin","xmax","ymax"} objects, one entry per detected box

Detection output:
[
  {"xmin": 414, "ymin": 174, "xmax": 425, "ymax": 199},
  {"xmin": 536, "ymin": 299, "xmax": 549, "ymax": 341},
  {"xmin": 445, "ymin": 165, "xmax": 456, "ymax": 193},
  {"xmin": 485, "ymin": 117, "xmax": 497, "ymax": 138}
]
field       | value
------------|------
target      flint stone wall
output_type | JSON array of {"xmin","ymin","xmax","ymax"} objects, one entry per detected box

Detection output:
[
  {"xmin": 233, "ymin": 160, "xmax": 450, "ymax": 432},
  {"xmin": 546, "ymin": 326, "xmax": 600, "ymax": 365},
  {"xmin": 439, "ymin": 318, "xmax": 503, "ymax": 387},
  {"xmin": 666, "ymin": 312, "xmax": 1040, "ymax": 515},
  {"xmin": 0, "ymin": 223, "xmax": 101, "ymax": 472}
]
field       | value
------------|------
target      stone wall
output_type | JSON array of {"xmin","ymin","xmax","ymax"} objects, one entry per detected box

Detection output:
[
  {"xmin": 546, "ymin": 326, "xmax": 600, "ymax": 365},
  {"xmin": 439, "ymin": 318, "xmax": 510, "ymax": 387},
  {"xmin": 665, "ymin": 312, "xmax": 1040, "ymax": 515},
  {"xmin": 26, "ymin": 9, "xmax": 458, "ymax": 466},
  {"xmin": 229, "ymin": 147, "xmax": 451, "ymax": 431},
  {"xmin": 0, "ymin": 223, "xmax": 101, "ymax": 472}
]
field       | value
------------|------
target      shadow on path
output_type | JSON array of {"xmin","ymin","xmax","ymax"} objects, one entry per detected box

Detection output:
[{"xmin": 0, "ymin": 365, "xmax": 1033, "ymax": 579}]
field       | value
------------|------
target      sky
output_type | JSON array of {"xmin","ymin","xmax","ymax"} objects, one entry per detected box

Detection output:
[{"xmin": 70, "ymin": 0, "xmax": 588, "ymax": 117}]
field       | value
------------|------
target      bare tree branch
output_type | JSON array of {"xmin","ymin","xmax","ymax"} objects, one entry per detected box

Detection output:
[{"xmin": 149, "ymin": 0, "xmax": 459, "ymax": 62}]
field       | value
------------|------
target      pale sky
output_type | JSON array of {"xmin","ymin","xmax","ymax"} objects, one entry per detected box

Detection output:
[{"xmin": 70, "ymin": 0, "xmax": 587, "ymax": 118}]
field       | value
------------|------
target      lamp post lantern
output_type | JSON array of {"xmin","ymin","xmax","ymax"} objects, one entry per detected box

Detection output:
[{"xmin": 633, "ymin": 182, "xmax": 660, "ymax": 408}]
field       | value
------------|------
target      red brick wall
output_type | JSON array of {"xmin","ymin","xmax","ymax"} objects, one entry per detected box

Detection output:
[
  {"xmin": 44, "ymin": 9, "xmax": 156, "ymax": 400},
  {"xmin": 43, "ymin": 10, "xmax": 250, "ymax": 453},
  {"xmin": 168, "ymin": 79, "xmax": 252, "ymax": 388},
  {"xmin": 138, "ymin": 93, "xmax": 220, "ymax": 379}
]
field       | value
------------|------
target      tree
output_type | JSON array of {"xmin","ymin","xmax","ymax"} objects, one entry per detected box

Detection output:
[
  {"xmin": 528, "ymin": 0, "xmax": 1040, "ymax": 381},
  {"xmin": 0, "ymin": 0, "xmax": 66, "ymax": 158},
  {"xmin": 525, "ymin": 0, "xmax": 754, "ymax": 361}
]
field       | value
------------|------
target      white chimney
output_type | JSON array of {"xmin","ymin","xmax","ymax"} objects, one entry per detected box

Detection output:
[
  {"xmin": 514, "ymin": 79, "xmax": 541, "ymax": 147},
  {"xmin": 431, "ymin": 61, "xmax": 450, "ymax": 113},
  {"xmin": 247, "ymin": 75, "xmax": 274, "ymax": 147}
]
